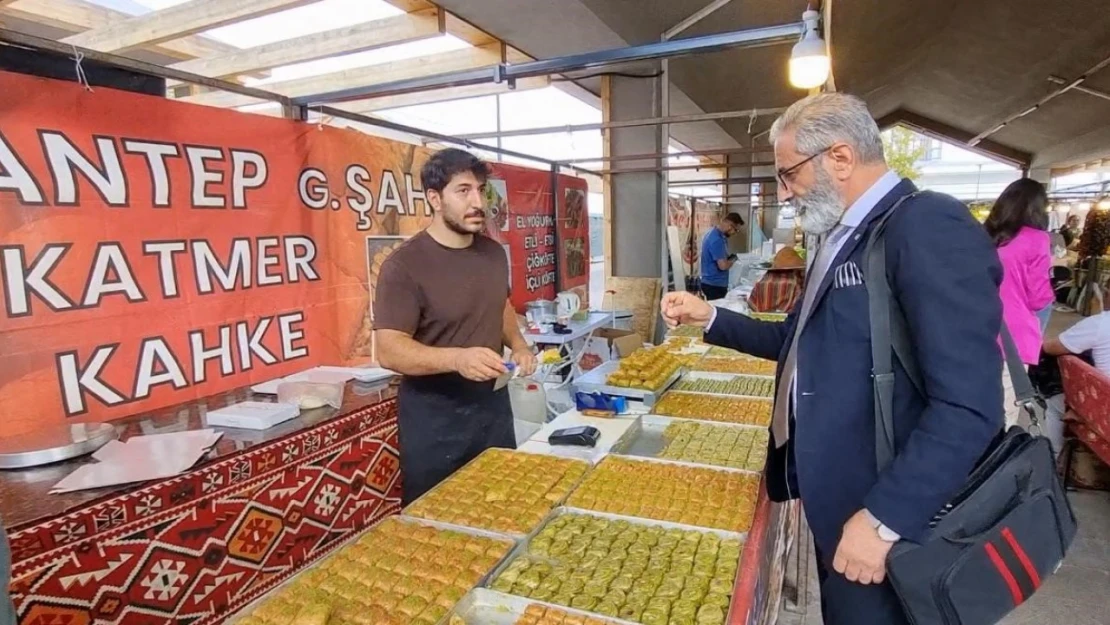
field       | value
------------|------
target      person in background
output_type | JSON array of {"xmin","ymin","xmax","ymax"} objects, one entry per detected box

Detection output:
[
  {"xmin": 373, "ymin": 148, "xmax": 536, "ymax": 505},
  {"xmin": 1059, "ymin": 214, "xmax": 1081, "ymax": 249},
  {"xmin": 984, "ymin": 178, "xmax": 1055, "ymax": 427},
  {"xmin": 699, "ymin": 212, "xmax": 745, "ymax": 301},
  {"xmin": 1042, "ymin": 311, "xmax": 1110, "ymax": 454},
  {"xmin": 1046, "ymin": 310, "xmax": 1110, "ymax": 375},
  {"xmin": 1077, "ymin": 207, "xmax": 1110, "ymax": 263},
  {"xmin": 662, "ymin": 93, "xmax": 1003, "ymax": 625}
]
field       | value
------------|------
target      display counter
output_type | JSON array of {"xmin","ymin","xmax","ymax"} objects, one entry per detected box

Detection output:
[
  {"xmin": 3, "ymin": 379, "xmax": 402, "ymax": 625},
  {"xmin": 5, "ymin": 376, "xmax": 792, "ymax": 625}
]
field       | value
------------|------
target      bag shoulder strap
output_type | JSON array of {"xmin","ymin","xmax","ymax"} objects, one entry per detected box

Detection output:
[{"xmin": 866, "ymin": 193, "xmax": 1036, "ymax": 472}]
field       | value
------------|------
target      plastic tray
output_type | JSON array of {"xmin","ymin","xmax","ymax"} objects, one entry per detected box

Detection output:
[
  {"xmin": 573, "ymin": 360, "xmax": 683, "ymax": 407},
  {"xmin": 612, "ymin": 414, "xmax": 767, "ymax": 473}
]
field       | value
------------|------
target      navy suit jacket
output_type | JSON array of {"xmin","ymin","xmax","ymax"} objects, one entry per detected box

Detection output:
[{"xmin": 707, "ymin": 180, "xmax": 1005, "ymax": 556}]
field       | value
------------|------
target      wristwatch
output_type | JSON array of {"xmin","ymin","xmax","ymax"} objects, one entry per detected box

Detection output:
[{"xmin": 865, "ymin": 509, "xmax": 901, "ymax": 543}]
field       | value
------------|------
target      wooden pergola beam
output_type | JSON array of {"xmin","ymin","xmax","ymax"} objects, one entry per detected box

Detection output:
[
  {"xmin": 2, "ymin": 0, "xmax": 249, "ymax": 64},
  {"xmin": 379, "ymin": 0, "xmax": 494, "ymax": 46},
  {"xmin": 61, "ymin": 0, "xmax": 315, "ymax": 52},
  {"xmin": 380, "ymin": 0, "xmax": 436, "ymax": 11},
  {"xmin": 169, "ymin": 8, "xmax": 442, "ymax": 79},
  {"xmin": 334, "ymin": 76, "xmax": 550, "ymax": 114},
  {"xmin": 179, "ymin": 43, "xmax": 526, "ymax": 109}
]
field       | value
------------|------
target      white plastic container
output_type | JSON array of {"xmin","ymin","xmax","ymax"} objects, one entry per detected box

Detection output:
[
  {"xmin": 609, "ymin": 309, "xmax": 634, "ymax": 331},
  {"xmin": 508, "ymin": 378, "xmax": 547, "ymax": 424},
  {"xmin": 276, "ymin": 380, "xmax": 344, "ymax": 410}
]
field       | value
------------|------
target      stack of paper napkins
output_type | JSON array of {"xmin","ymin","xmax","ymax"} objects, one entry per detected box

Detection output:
[
  {"xmin": 206, "ymin": 401, "xmax": 300, "ymax": 430},
  {"xmin": 51, "ymin": 430, "xmax": 222, "ymax": 493}
]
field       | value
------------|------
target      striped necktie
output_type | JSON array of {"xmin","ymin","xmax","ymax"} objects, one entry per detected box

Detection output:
[{"xmin": 770, "ymin": 224, "xmax": 851, "ymax": 447}]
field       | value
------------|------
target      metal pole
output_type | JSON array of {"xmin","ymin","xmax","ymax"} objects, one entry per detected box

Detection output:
[
  {"xmin": 599, "ymin": 161, "xmax": 774, "ymax": 176},
  {"xmin": 317, "ymin": 106, "xmax": 602, "ymax": 178},
  {"xmin": 292, "ymin": 23, "xmax": 804, "ymax": 106},
  {"xmin": 561, "ymin": 145, "xmax": 773, "ymax": 165},
  {"xmin": 551, "ymin": 163, "xmax": 562, "ymax": 294},
  {"xmin": 669, "ymin": 175, "xmax": 777, "ymax": 187},
  {"xmin": 495, "ymin": 93, "xmax": 504, "ymax": 162},
  {"xmin": 656, "ymin": 0, "xmax": 737, "ymax": 295},
  {"xmin": 455, "ymin": 107, "xmax": 788, "ymax": 141}
]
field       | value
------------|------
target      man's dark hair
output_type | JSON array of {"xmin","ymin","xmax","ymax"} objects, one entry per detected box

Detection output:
[
  {"xmin": 723, "ymin": 212, "xmax": 744, "ymax": 226},
  {"xmin": 421, "ymin": 148, "xmax": 491, "ymax": 193}
]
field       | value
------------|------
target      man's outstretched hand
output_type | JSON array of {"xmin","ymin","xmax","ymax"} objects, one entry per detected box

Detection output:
[{"xmin": 661, "ymin": 292, "xmax": 714, "ymax": 329}]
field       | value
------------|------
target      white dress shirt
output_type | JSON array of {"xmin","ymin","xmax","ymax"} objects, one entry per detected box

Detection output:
[{"xmin": 706, "ymin": 170, "xmax": 905, "ymax": 541}]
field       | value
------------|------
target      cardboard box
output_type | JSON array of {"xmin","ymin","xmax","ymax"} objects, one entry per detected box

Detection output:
[{"xmin": 580, "ymin": 328, "xmax": 644, "ymax": 371}]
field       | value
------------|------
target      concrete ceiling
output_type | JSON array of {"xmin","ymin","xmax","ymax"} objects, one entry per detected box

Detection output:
[
  {"xmin": 432, "ymin": 0, "xmax": 745, "ymax": 155},
  {"xmin": 440, "ymin": 0, "xmax": 1110, "ymax": 170}
]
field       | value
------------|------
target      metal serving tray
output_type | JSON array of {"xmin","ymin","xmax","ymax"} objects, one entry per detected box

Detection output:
[
  {"xmin": 672, "ymin": 371, "xmax": 777, "ymax": 399},
  {"xmin": 481, "ymin": 507, "xmax": 746, "ymax": 625},
  {"xmin": 601, "ymin": 445, "xmax": 763, "ymax": 477},
  {"xmin": 403, "ymin": 448, "xmax": 592, "ymax": 538},
  {"xmin": 611, "ymin": 414, "xmax": 767, "ymax": 473},
  {"xmin": 687, "ymin": 355, "xmax": 777, "ymax": 379},
  {"xmin": 443, "ymin": 588, "xmax": 639, "ymax": 625},
  {"xmin": 573, "ymin": 360, "xmax": 684, "ymax": 407},
  {"xmin": 227, "ymin": 515, "xmax": 519, "ymax": 624}
]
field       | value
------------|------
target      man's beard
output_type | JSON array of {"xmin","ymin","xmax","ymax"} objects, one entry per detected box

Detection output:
[
  {"xmin": 792, "ymin": 166, "xmax": 844, "ymax": 236},
  {"xmin": 443, "ymin": 208, "xmax": 485, "ymax": 235}
]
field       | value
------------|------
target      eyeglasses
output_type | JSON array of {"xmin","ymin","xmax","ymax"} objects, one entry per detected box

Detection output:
[{"xmin": 777, "ymin": 146, "xmax": 833, "ymax": 191}]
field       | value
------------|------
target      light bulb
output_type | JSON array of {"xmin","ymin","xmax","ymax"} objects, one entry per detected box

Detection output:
[
  {"xmin": 789, "ymin": 10, "xmax": 830, "ymax": 90},
  {"xmin": 1098, "ymin": 198, "xmax": 1110, "ymax": 210},
  {"xmin": 790, "ymin": 54, "xmax": 831, "ymax": 90}
]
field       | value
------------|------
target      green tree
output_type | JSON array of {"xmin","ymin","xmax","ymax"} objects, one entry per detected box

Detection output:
[{"xmin": 882, "ymin": 126, "xmax": 928, "ymax": 180}]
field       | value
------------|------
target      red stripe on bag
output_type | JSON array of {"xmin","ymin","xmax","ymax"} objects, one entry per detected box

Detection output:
[
  {"xmin": 985, "ymin": 542, "xmax": 1025, "ymax": 605},
  {"xmin": 1001, "ymin": 527, "xmax": 1042, "ymax": 589}
]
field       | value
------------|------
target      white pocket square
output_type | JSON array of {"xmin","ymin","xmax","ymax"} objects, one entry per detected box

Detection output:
[{"xmin": 833, "ymin": 261, "xmax": 864, "ymax": 289}]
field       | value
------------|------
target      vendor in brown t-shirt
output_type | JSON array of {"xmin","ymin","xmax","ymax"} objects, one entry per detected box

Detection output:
[{"xmin": 373, "ymin": 148, "xmax": 537, "ymax": 504}]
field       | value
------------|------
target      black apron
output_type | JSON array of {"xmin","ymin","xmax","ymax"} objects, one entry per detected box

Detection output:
[{"xmin": 398, "ymin": 373, "xmax": 516, "ymax": 505}]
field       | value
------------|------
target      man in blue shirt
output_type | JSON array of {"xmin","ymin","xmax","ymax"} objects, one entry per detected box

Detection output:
[{"xmin": 700, "ymin": 212, "xmax": 744, "ymax": 300}]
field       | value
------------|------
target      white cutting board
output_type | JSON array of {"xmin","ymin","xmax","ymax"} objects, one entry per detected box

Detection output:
[
  {"xmin": 250, "ymin": 366, "xmax": 394, "ymax": 395},
  {"xmin": 528, "ymin": 410, "xmax": 636, "ymax": 452}
]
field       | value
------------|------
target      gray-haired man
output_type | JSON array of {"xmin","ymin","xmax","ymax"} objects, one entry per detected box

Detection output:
[{"xmin": 662, "ymin": 93, "xmax": 1004, "ymax": 624}]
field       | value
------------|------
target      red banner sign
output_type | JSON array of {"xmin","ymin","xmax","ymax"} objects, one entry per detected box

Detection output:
[{"xmin": 0, "ymin": 71, "xmax": 588, "ymax": 434}]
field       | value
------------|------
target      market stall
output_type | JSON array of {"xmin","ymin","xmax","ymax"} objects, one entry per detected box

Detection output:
[
  {"xmin": 0, "ymin": 32, "xmax": 791, "ymax": 625},
  {"xmin": 204, "ymin": 327, "xmax": 791, "ymax": 625},
  {"xmin": 4, "ymin": 381, "xmax": 402, "ymax": 625}
]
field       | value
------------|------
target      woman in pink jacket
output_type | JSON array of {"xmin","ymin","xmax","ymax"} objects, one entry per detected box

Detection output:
[{"xmin": 984, "ymin": 178, "xmax": 1054, "ymax": 426}]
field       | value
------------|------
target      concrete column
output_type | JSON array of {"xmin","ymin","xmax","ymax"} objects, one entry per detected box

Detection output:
[
  {"xmin": 1028, "ymin": 167, "xmax": 1052, "ymax": 185},
  {"xmin": 725, "ymin": 154, "xmax": 751, "ymax": 254},
  {"xmin": 605, "ymin": 75, "xmax": 663, "ymax": 278}
]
